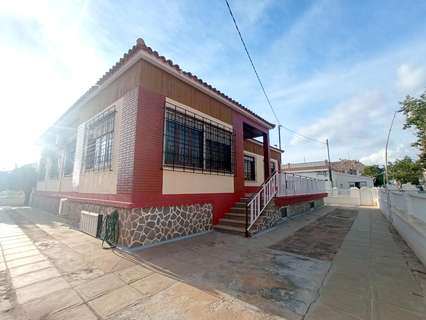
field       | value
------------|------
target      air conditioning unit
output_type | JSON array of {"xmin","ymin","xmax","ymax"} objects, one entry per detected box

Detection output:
[{"xmin": 79, "ymin": 211, "xmax": 103, "ymax": 237}]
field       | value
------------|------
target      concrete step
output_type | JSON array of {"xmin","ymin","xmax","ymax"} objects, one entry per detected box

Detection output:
[
  {"xmin": 214, "ymin": 224, "xmax": 245, "ymax": 234},
  {"xmin": 219, "ymin": 218, "xmax": 245, "ymax": 227},
  {"xmin": 229, "ymin": 207, "xmax": 246, "ymax": 213},
  {"xmin": 233, "ymin": 202, "xmax": 247, "ymax": 208},
  {"xmin": 224, "ymin": 212, "xmax": 246, "ymax": 220}
]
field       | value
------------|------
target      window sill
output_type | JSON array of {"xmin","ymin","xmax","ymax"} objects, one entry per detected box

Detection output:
[{"xmin": 162, "ymin": 165, "xmax": 234, "ymax": 177}]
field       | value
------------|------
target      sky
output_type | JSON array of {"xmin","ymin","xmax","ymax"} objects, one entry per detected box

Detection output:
[{"xmin": 1, "ymin": 0, "xmax": 426, "ymax": 170}]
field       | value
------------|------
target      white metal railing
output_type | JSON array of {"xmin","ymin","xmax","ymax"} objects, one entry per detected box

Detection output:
[
  {"xmin": 245, "ymin": 172, "xmax": 326, "ymax": 233},
  {"xmin": 246, "ymin": 172, "xmax": 279, "ymax": 231},
  {"xmin": 277, "ymin": 172, "xmax": 326, "ymax": 197}
]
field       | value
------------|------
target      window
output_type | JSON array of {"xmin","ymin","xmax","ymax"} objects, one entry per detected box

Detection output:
[
  {"xmin": 38, "ymin": 158, "xmax": 46, "ymax": 181},
  {"xmin": 164, "ymin": 107, "xmax": 234, "ymax": 174},
  {"xmin": 244, "ymin": 155, "xmax": 256, "ymax": 181},
  {"xmin": 63, "ymin": 141, "xmax": 76, "ymax": 176},
  {"xmin": 48, "ymin": 154, "xmax": 59, "ymax": 179},
  {"xmin": 205, "ymin": 124, "xmax": 233, "ymax": 172},
  {"xmin": 164, "ymin": 109, "xmax": 203, "ymax": 169},
  {"xmin": 85, "ymin": 109, "xmax": 115, "ymax": 171},
  {"xmin": 270, "ymin": 160, "xmax": 276, "ymax": 175}
]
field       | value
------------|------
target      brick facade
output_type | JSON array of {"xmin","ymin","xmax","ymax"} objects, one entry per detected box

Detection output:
[
  {"xmin": 34, "ymin": 38, "xmax": 282, "ymax": 249},
  {"xmin": 116, "ymin": 87, "xmax": 139, "ymax": 194}
]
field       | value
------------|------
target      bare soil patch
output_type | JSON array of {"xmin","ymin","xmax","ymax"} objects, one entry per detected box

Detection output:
[{"xmin": 269, "ymin": 209, "xmax": 358, "ymax": 261}]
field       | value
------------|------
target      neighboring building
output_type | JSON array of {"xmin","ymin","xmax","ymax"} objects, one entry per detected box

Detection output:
[
  {"xmin": 283, "ymin": 160, "xmax": 374, "ymax": 189},
  {"xmin": 33, "ymin": 38, "xmax": 326, "ymax": 248},
  {"xmin": 331, "ymin": 159, "xmax": 365, "ymax": 176}
]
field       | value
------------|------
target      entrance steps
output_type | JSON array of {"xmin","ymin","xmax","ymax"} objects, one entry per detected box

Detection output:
[{"xmin": 214, "ymin": 194, "xmax": 253, "ymax": 235}]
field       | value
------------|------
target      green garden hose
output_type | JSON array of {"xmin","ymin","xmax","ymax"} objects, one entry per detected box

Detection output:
[{"xmin": 101, "ymin": 210, "xmax": 119, "ymax": 249}]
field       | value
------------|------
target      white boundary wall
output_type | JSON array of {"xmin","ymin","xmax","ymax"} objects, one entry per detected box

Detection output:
[
  {"xmin": 325, "ymin": 187, "xmax": 378, "ymax": 207},
  {"xmin": 379, "ymin": 190, "xmax": 426, "ymax": 266},
  {"xmin": 0, "ymin": 191, "xmax": 25, "ymax": 206}
]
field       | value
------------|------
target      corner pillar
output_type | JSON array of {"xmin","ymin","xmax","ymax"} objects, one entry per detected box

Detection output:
[{"xmin": 263, "ymin": 133, "xmax": 271, "ymax": 180}]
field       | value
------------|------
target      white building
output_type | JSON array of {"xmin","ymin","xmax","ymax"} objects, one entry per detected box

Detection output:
[{"xmin": 283, "ymin": 160, "xmax": 374, "ymax": 189}]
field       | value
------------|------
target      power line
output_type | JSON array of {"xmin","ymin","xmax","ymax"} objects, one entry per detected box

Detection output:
[
  {"xmin": 224, "ymin": 0, "xmax": 279, "ymax": 124},
  {"xmin": 224, "ymin": 0, "xmax": 326, "ymax": 145},
  {"xmin": 280, "ymin": 125, "xmax": 327, "ymax": 144}
]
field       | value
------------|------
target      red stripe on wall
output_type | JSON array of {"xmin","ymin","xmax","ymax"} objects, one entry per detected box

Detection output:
[{"xmin": 33, "ymin": 190, "xmax": 239, "ymax": 224}]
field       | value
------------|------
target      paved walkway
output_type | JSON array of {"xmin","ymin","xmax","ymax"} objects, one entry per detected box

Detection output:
[
  {"xmin": 307, "ymin": 208, "xmax": 426, "ymax": 320},
  {"xmin": 0, "ymin": 206, "xmax": 424, "ymax": 320}
]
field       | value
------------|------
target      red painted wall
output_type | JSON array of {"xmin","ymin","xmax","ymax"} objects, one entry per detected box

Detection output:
[
  {"xmin": 35, "ymin": 85, "xmax": 274, "ymax": 225},
  {"xmin": 274, "ymin": 193, "xmax": 328, "ymax": 206},
  {"xmin": 130, "ymin": 85, "xmax": 273, "ymax": 224},
  {"xmin": 133, "ymin": 87, "xmax": 165, "ymax": 196},
  {"xmin": 32, "ymin": 191, "xmax": 133, "ymax": 208}
]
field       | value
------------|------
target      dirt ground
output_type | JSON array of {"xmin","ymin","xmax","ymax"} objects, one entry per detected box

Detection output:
[{"xmin": 0, "ymin": 205, "xmax": 425, "ymax": 320}]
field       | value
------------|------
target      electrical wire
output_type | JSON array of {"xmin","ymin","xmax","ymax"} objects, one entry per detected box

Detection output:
[
  {"xmin": 224, "ymin": 0, "xmax": 326, "ymax": 145},
  {"xmin": 280, "ymin": 125, "xmax": 326, "ymax": 144}
]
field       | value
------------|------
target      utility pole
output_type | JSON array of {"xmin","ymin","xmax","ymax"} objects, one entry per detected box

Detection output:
[
  {"xmin": 278, "ymin": 125, "xmax": 282, "ymax": 150},
  {"xmin": 384, "ymin": 111, "xmax": 398, "ymax": 187},
  {"xmin": 326, "ymin": 139, "xmax": 333, "ymax": 186}
]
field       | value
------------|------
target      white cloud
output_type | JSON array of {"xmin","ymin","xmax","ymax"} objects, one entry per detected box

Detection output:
[
  {"xmin": 283, "ymin": 91, "xmax": 420, "ymax": 165},
  {"xmin": 232, "ymin": 0, "xmax": 274, "ymax": 28},
  {"xmin": 397, "ymin": 64, "xmax": 426, "ymax": 96},
  {"xmin": 360, "ymin": 143, "xmax": 417, "ymax": 165},
  {"xmin": 290, "ymin": 92, "xmax": 388, "ymax": 145}
]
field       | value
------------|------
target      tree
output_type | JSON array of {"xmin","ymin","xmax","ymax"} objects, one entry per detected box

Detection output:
[
  {"xmin": 400, "ymin": 90, "xmax": 426, "ymax": 168},
  {"xmin": 388, "ymin": 157, "xmax": 422, "ymax": 185},
  {"xmin": 0, "ymin": 171, "xmax": 11, "ymax": 191},
  {"xmin": 362, "ymin": 165, "xmax": 384, "ymax": 186},
  {"xmin": 6, "ymin": 165, "xmax": 38, "ymax": 205}
]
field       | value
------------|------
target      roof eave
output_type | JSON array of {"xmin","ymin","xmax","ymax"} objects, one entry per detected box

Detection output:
[{"xmin": 49, "ymin": 41, "xmax": 275, "ymax": 134}]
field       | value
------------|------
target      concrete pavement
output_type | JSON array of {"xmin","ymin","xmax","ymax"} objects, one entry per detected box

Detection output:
[
  {"xmin": 0, "ymin": 206, "xmax": 425, "ymax": 319},
  {"xmin": 306, "ymin": 208, "xmax": 426, "ymax": 320}
]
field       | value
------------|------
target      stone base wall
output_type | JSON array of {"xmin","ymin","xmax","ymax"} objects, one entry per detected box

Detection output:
[
  {"xmin": 249, "ymin": 198, "xmax": 325, "ymax": 236},
  {"xmin": 30, "ymin": 193, "xmax": 213, "ymax": 248},
  {"xmin": 120, "ymin": 204, "xmax": 212, "ymax": 248},
  {"xmin": 248, "ymin": 200, "xmax": 282, "ymax": 236}
]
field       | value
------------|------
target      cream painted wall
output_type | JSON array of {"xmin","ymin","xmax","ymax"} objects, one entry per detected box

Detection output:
[
  {"xmin": 162, "ymin": 97, "xmax": 235, "ymax": 195},
  {"xmin": 243, "ymin": 151, "xmax": 278, "ymax": 187},
  {"xmin": 59, "ymin": 177, "xmax": 73, "ymax": 192},
  {"xmin": 36, "ymin": 179, "xmax": 60, "ymax": 192},
  {"xmin": 37, "ymin": 91, "xmax": 128, "ymax": 195},
  {"xmin": 162, "ymin": 170, "xmax": 234, "ymax": 194},
  {"xmin": 76, "ymin": 100, "xmax": 122, "ymax": 194},
  {"xmin": 79, "ymin": 170, "xmax": 118, "ymax": 194}
]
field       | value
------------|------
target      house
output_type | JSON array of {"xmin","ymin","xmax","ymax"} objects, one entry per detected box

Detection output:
[
  {"xmin": 33, "ymin": 38, "xmax": 327, "ymax": 248},
  {"xmin": 283, "ymin": 160, "xmax": 374, "ymax": 189}
]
